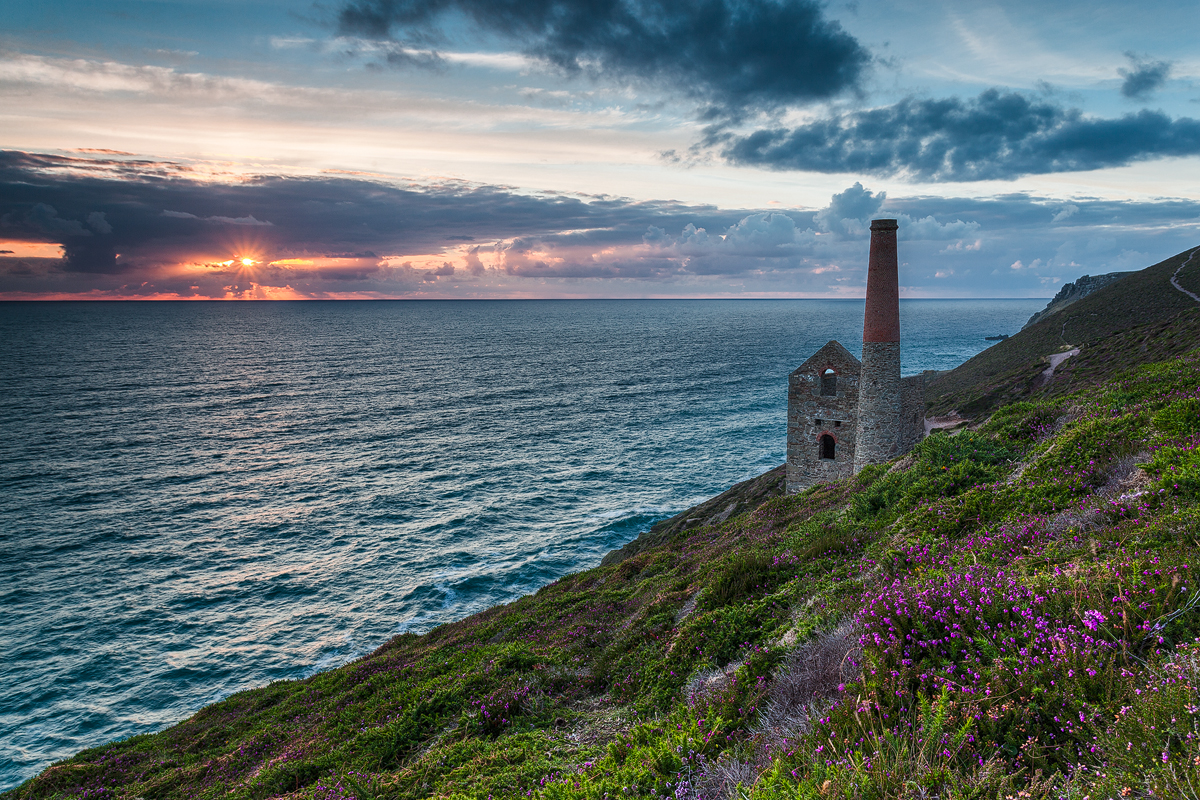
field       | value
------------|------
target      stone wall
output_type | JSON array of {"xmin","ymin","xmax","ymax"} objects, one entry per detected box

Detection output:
[
  {"xmin": 853, "ymin": 340, "xmax": 901, "ymax": 472},
  {"xmin": 786, "ymin": 348, "xmax": 929, "ymax": 492},
  {"xmin": 899, "ymin": 373, "xmax": 926, "ymax": 453},
  {"xmin": 786, "ymin": 342, "xmax": 859, "ymax": 493}
]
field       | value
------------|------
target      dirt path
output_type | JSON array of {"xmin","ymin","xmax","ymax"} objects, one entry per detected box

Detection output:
[
  {"xmin": 1044, "ymin": 348, "xmax": 1080, "ymax": 377},
  {"xmin": 924, "ymin": 413, "xmax": 967, "ymax": 435},
  {"xmin": 1027, "ymin": 347, "xmax": 1084, "ymax": 391},
  {"xmin": 1172, "ymin": 247, "xmax": 1200, "ymax": 303}
]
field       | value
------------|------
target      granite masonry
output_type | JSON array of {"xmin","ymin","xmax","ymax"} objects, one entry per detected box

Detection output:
[{"xmin": 786, "ymin": 219, "xmax": 926, "ymax": 494}]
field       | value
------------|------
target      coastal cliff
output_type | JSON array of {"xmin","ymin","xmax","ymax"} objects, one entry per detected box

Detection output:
[
  {"xmin": 8, "ymin": 246, "xmax": 1200, "ymax": 800},
  {"xmin": 1022, "ymin": 271, "xmax": 1130, "ymax": 329}
]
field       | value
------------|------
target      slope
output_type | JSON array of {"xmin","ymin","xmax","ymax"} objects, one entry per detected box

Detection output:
[{"xmin": 926, "ymin": 244, "xmax": 1200, "ymax": 415}]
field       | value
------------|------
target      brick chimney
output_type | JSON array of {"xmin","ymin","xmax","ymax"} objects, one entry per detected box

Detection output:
[{"xmin": 854, "ymin": 219, "xmax": 902, "ymax": 472}]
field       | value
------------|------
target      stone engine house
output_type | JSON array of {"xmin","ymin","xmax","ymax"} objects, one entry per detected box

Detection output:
[{"xmin": 786, "ymin": 219, "xmax": 926, "ymax": 494}]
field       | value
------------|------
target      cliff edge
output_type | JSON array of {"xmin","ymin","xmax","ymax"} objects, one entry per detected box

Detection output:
[{"xmin": 1022, "ymin": 271, "xmax": 1131, "ymax": 329}]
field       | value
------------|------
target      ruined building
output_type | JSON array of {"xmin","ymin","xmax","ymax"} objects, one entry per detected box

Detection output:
[{"xmin": 786, "ymin": 219, "xmax": 926, "ymax": 493}]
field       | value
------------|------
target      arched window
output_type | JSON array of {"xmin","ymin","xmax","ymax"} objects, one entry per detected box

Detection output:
[
  {"xmin": 820, "ymin": 368, "xmax": 837, "ymax": 396},
  {"xmin": 819, "ymin": 434, "xmax": 836, "ymax": 460}
]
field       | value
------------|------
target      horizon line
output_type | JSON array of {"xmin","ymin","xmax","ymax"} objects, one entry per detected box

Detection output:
[{"xmin": 0, "ymin": 295, "xmax": 1052, "ymax": 303}]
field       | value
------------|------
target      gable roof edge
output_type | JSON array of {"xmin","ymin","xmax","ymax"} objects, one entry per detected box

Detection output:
[{"xmin": 793, "ymin": 340, "xmax": 860, "ymax": 376}]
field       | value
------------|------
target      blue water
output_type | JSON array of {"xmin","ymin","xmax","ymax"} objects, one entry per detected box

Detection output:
[{"xmin": 0, "ymin": 298, "xmax": 1044, "ymax": 789}]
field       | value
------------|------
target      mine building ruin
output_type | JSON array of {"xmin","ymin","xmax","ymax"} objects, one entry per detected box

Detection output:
[{"xmin": 786, "ymin": 219, "xmax": 926, "ymax": 494}]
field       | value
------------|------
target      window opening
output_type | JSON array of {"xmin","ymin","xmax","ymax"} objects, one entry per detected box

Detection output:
[
  {"xmin": 820, "ymin": 368, "xmax": 837, "ymax": 396},
  {"xmin": 819, "ymin": 434, "xmax": 836, "ymax": 460}
]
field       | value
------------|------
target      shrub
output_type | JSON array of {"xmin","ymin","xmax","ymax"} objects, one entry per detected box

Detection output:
[
  {"xmin": 754, "ymin": 622, "xmax": 861, "ymax": 750},
  {"xmin": 1152, "ymin": 397, "xmax": 1200, "ymax": 438},
  {"xmin": 705, "ymin": 552, "xmax": 788, "ymax": 610},
  {"xmin": 981, "ymin": 399, "xmax": 1065, "ymax": 444},
  {"xmin": 1022, "ymin": 413, "xmax": 1143, "ymax": 490},
  {"xmin": 1087, "ymin": 642, "xmax": 1200, "ymax": 799},
  {"xmin": 851, "ymin": 431, "xmax": 1014, "ymax": 524},
  {"xmin": 1143, "ymin": 443, "xmax": 1200, "ymax": 499}
]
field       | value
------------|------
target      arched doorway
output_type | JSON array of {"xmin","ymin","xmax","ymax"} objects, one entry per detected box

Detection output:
[{"xmin": 819, "ymin": 434, "xmax": 836, "ymax": 460}]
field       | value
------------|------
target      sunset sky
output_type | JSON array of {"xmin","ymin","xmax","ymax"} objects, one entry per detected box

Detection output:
[{"xmin": 2, "ymin": 0, "xmax": 1198, "ymax": 299}]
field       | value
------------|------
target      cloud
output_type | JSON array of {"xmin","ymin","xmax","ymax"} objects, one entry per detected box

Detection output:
[
  {"xmin": 161, "ymin": 210, "xmax": 271, "ymax": 226},
  {"xmin": 86, "ymin": 211, "xmax": 112, "ymax": 234},
  {"xmin": 209, "ymin": 215, "xmax": 273, "ymax": 226},
  {"xmin": 18, "ymin": 204, "xmax": 120, "ymax": 272},
  {"xmin": 814, "ymin": 181, "xmax": 884, "ymax": 236},
  {"xmin": 1119, "ymin": 53, "xmax": 1171, "ymax": 100},
  {"xmin": 640, "ymin": 212, "xmax": 817, "ymax": 262},
  {"xmin": 938, "ymin": 240, "xmax": 980, "ymax": 254},
  {"xmin": 336, "ymin": 0, "xmax": 871, "ymax": 114},
  {"xmin": 3, "ymin": 151, "xmax": 1200, "ymax": 299},
  {"xmin": 722, "ymin": 89, "xmax": 1200, "ymax": 181},
  {"xmin": 1052, "ymin": 204, "xmax": 1078, "ymax": 222},
  {"xmin": 463, "ymin": 247, "xmax": 486, "ymax": 275},
  {"xmin": 0, "ymin": 149, "xmax": 741, "ymax": 291},
  {"xmin": 896, "ymin": 214, "xmax": 978, "ymax": 241},
  {"xmin": 27, "ymin": 203, "xmax": 89, "ymax": 237},
  {"xmin": 61, "ymin": 237, "xmax": 120, "ymax": 273}
]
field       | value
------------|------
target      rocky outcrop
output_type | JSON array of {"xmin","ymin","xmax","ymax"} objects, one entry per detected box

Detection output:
[{"xmin": 1024, "ymin": 272, "xmax": 1130, "ymax": 328}]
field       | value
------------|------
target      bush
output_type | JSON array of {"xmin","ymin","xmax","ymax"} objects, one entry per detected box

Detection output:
[
  {"xmin": 851, "ymin": 431, "xmax": 1014, "ymax": 523},
  {"xmin": 1152, "ymin": 397, "xmax": 1200, "ymax": 438},
  {"xmin": 1022, "ymin": 413, "xmax": 1142, "ymax": 489},
  {"xmin": 980, "ymin": 399, "xmax": 1065, "ymax": 444},
  {"xmin": 1143, "ymin": 444, "xmax": 1200, "ymax": 499},
  {"xmin": 705, "ymin": 552, "xmax": 789, "ymax": 610},
  {"xmin": 1087, "ymin": 643, "xmax": 1200, "ymax": 798}
]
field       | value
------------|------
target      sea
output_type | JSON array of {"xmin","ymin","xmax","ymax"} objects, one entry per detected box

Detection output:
[{"xmin": 0, "ymin": 298, "xmax": 1045, "ymax": 789}]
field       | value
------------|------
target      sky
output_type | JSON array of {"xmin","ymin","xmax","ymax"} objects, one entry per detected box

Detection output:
[{"xmin": 1, "ymin": 0, "xmax": 1198, "ymax": 299}]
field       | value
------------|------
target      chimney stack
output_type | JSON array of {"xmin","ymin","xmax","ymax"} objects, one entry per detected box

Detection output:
[
  {"xmin": 854, "ymin": 219, "xmax": 902, "ymax": 472},
  {"xmin": 862, "ymin": 219, "xmax": 901, "ymax": 344}
]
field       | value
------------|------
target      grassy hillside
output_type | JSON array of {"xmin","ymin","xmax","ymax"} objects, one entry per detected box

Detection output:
[
  {"xmin": 9, "ymin": 267, "xmax": 1200, "ymax": 800},
  {"xmin": 926, "ymin": 245, "xmax": 1200, "ymax": 415}
]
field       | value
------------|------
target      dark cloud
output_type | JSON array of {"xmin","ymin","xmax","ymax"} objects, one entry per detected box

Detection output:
[
  {"xmin": 1120, "ymin": 53, "xmax": 1172, "ymax": 100},
  {"xmin": 336, "ymin": 0, "xmax": 870, "ymax": 114},
  {"xmin": 13, "ymin": 203, "xmax": 122, "ymax": 273},
  {"xmin": 0, "ymin": 150, "xmax": 713, "ymax": 258},
  {"xmin": 0, "ymin": 149, "xmax": 737, "ymax": 293},
  {"xmin": 61, "ymin": 238, "xmax": 120, "ymax": 274},
  {"xmin": 86, "ymin": 211, "xmax": 112, "ymax": 234},
  {"xmin": 722, "ymin": 89, "xmax": 1200, "ymax": 181},
  {"xmin": 3, "ymin": 152, "xmax": 1198, "ymax": 298},
  {"xmin": 27, "ymin": 203, "xmax": 89, "ymax": 237}
]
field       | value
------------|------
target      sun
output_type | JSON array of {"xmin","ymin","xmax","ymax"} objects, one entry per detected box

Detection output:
[{"xmin": 241, "ymin": 257, "xmax": 256, "ymax": 267}]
